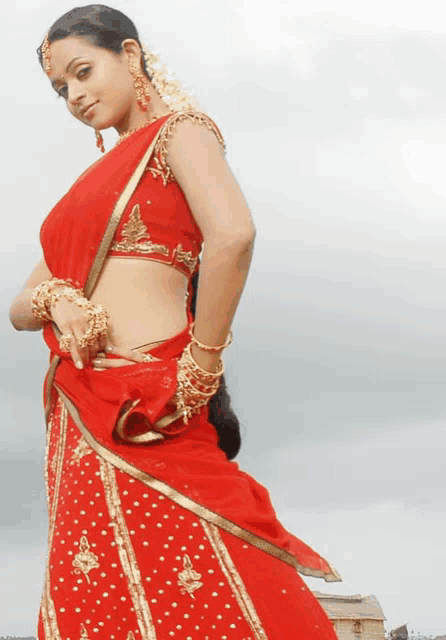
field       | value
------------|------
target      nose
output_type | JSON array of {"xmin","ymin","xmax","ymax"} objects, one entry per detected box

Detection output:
[{"xmin": 68, "ymin": 86, "xmax": 87, "ymax": 111}]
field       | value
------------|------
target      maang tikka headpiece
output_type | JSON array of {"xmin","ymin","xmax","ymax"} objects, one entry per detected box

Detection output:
[
  {"xmin": 41, "ymin": 32, "xmax": 52, "ymax": 77},
  {"xmin": 41, "ymin": 30, "xmax": 200, "ymax": 152}
]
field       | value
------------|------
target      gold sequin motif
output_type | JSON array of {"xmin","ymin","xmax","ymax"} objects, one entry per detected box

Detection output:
[
  {"xmin": 72, "ymin": 535, "xmax": 100, "ymax": 584},
  {"xmin": 80, "ymin": 622, "xmax": 90, "ymax": 638},
  {"xmin": 174, "ymin": 244, "xmax": 198, "ymax": 273},
  {"xmin": 110, "ymin": 204, "xmax": 170, "ymax": 256},
  {"xmin": 177, "ymin": 554, "xmax": 203, "ymax": 599}
]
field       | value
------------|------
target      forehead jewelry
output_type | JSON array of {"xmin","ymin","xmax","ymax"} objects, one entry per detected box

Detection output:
[{"xmin": 42, "ymin": 31, "xmax": 52, "ymax": 76}]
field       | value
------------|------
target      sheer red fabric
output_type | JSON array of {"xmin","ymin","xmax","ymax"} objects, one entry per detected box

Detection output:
[{"xmin": 37, "ymin": 110, "xmax": 341, "ymax": 639}]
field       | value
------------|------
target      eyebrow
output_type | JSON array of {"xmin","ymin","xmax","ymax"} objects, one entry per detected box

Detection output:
[{"xmin": 50, "ymin": 57, "xmax": 85, "ymax": 88}]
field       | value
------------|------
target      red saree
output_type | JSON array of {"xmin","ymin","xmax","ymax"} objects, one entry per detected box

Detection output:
[{"xmin": 36, "ymin": 111, "xmax": 341, "ymax": 640}]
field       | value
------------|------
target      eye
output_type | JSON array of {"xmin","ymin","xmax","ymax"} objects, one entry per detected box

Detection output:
[{"xmin": 56, "ymin": 66, "xmax": 91, "ymax": 99}]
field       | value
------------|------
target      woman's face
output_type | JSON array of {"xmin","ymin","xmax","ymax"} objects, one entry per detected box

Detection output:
[{"xmin": 48, "ymin": 36, "xmax": 139, "ymax": 130}]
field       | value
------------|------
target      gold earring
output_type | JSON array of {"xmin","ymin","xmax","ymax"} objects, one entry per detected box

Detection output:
[
  {"xmin": 95, "ymin": 129, "xmax": 105, "ymax": 153},
  {"xmin": 129, "ymin": 59, "xmax": 151, "ymax": 112}
]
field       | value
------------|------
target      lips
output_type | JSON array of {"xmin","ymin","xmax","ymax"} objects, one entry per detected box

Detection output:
[{"xmin": 81, "ymin": 102, "xmax": 98, "ymax": 117}]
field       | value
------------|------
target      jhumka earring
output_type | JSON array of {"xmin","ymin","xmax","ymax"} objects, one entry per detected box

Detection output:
[{"xmin": 128, "ymin": 58, "xmax": 152, "ymax": 112}]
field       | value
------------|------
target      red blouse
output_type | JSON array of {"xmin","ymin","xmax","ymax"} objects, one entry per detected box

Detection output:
[{"xmin": 39, "ymin": 109, "xmax": 227, "ymax": 286}]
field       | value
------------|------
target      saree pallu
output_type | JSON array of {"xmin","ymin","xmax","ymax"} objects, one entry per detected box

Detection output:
[{"xmin": 37, "ymin": 321, "xmax": 341, "ymax": 640}]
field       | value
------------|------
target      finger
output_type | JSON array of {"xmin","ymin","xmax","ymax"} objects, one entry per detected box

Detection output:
[
  {"xmin": 59, "ymin": 330, "xmax": 80, "ymax": 367},
  {"xmin": 72, "ymin": 325, "xmax": 90, "ymax": 367},
  {"xmin": 89, "ymin": 336, "xmax": 103, "ymax": 361},
  {"xmin": 105, "ymin": 345, "xmax": 147, "ymax": 363},
  {"xmin": 92, "ymin": 357, "xmax": 137, "ymax": 369},
  {"xmin": 99, "ymin": 333, "xmax": 108, "ymax": 353},
  {"xmin": 66, "ymin": 332, "xmax": 84, "ymax": 370}
]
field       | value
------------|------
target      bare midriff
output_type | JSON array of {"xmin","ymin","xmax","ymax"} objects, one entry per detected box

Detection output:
[{"xmin": 89, "ymin": 257, "xmax": 190, "ymax": 351}]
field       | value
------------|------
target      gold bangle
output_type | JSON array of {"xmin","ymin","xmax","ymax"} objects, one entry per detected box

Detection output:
[
  {"xmin": 31, "ymin": 278, "xmax": 85, "ymax": 323},
  {"xmin": 184, "ymin": 342, "xmax": 224, "ymax": 377},
  {"xmin": 173, "ymin": 343, "xmax": 224, "ymax": 424},
  {"xmin": 31, "ymin": 282, "xmax": 53, "ymax": 322},
  {"xmin": 188, "ymin": 322, "xmax": 233, "ymax": 353}
]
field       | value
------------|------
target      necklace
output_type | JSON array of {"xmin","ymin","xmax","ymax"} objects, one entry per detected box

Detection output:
[{"xmin": 115, "ymin": 111, "xmax": 174, "ymax": 148}]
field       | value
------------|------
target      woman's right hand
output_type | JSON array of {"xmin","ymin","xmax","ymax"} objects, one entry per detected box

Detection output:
[{"xmin": 50, "ymin": 287, "xmax": 108, "ymax": 368}]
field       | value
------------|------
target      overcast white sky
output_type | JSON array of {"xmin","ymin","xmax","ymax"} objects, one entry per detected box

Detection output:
[{"xmin": 2, "ymin": 0, "xmax": 446, "ymax": 636}]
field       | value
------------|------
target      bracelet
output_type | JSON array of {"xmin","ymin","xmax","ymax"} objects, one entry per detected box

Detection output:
[
  {"xmin": 77, "ymin": 305, "xmax": 109, "ymax": 348},
  {"xmin": 50, "ymin": 287, "xmax": 85, "ymax": 307},
  {"xmin": 31, "ymin": 278, "xmax": 84, "ymax": 323},
  {"xmin": 183, "ymin": 342, "xmax": 224, "ymax": 379},
  {"xmin": 31, "ymin": 278, "xmax": 110, "ymax": 351},
  {"xmin": 174, "ymin": 342, "xmax": 224, "ymax": 424},
  {"xmin": 188, "ymin": 322, "xmax": 233, "ymax": 353}
]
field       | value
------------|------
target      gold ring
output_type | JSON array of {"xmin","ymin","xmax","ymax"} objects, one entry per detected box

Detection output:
[{"xmin": 140, "ymin": 353, "xmax": 157, "ymax": 362}]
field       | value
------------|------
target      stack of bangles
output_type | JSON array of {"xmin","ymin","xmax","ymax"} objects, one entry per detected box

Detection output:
[
  {"xmin": 174, "ymin": 321, "xmax": 233, "ymax": 424},
  {"xmin": 31, "ymin": 277, "xmax": 109, "ymax": 352}
]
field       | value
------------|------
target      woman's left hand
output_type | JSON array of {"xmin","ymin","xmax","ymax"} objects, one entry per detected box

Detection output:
[{"xmin": 92, "ymin": 344, "xmax": 149, "ymax": 371}]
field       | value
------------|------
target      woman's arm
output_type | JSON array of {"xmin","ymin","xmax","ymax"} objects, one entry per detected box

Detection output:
[
  {"xmin": 166, "ymin": 118, "xmax": 256, "ymax": 372},
  {"xmin": 9, "ymin": 256, "xmax": 107, "ymax": 367},
  {"xmin": 9, "ymin": 256, "xmax": 53, "ymax": 331}
]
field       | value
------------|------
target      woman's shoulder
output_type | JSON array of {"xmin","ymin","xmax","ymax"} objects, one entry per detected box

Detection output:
[
  {"xmin": 159, "ymin": 108, "xmax": 226, "ymax": 150},
  {"xmin": 148, "ymin": 108, "xmax": 227, "ymax": 186}
]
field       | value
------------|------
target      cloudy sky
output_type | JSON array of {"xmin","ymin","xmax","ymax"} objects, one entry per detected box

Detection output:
[{"xmin": 2, "ymin": 0, "xmax": 446, "ymax": 636}]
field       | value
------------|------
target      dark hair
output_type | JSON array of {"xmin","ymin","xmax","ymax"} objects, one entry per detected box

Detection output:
[
  {"xmin": 188, "ymin": 272, "xmax": 241, "ymax": 459},
  {"xmin": 37, "ymin": 5, "xmax": 242, "ymax": 460},
  {"xmin": 37, "ymin": 5, "xmax": 154, "ymax": 80}
]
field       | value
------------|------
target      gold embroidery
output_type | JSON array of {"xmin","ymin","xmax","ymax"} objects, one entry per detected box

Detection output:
[
  {"xmin": 146, "ymin": 156, "xmax": 170, "ymax": 187},
  {"xmin": 200, "ymin": 520, "xmax": 268, "ymax": 640},
  {"xmin": 80, "ymin": 622, "xmax": 90, "ymax": 638},
  {"xmin": 147, "ymin": 109, "xmax": 227, "ymax": 186},
  {"xmin": 174, "ymin": 244, "xmax": 198, "ymax": 273},
  {"xmin": 110, "ymin": 203, "xmax": 170, "ymax": 256},
  {"xmin": 72, "ymin": 535, "xmax": 100, "ymax": 584},
  {"xmin": 99, "ymin": 458, "xmax": 157, "ymax": 639},
  {"xmin": 46, "ymin": 398, "xmax": 63, "ymax": 483},
  {"xmin": 127, "ymin": 632, "xmax": 136, "ymax": 640},
  {"xmin": 70, "ymin": 435, "xmax": 93, "ymax": 465},
  {"xmin": 48, "ymin": 414, "xmax": 61, "ymax": 479},
  {"xmin": 50, "ymin": 445, "xmax": 58, "ymax": 475},
  {"xmin": 177, "ymin": 553, "xmax": 203, "ymax": 599},
  {"xmin": 44, "ymin": 412, "xmax": 54, "ymax": 491}
]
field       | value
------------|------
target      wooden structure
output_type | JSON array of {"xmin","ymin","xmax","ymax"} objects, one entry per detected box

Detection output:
[{"xmin": 313, "ymin": 591, "xmax": 386, "ymax": 640}]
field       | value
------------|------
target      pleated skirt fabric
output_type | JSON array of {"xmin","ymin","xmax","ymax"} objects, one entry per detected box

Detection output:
[{"xmin": 37, "ymin": 396, "xmax": 338, "ymax": 640}]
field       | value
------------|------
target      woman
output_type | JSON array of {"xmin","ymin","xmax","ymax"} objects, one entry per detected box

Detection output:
[{"xmin": 9, "ymin": 5, "xmax": 342, "ymax": 639}]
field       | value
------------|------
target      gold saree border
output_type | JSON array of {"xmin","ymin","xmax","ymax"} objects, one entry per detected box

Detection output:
[
  {"xmin": 55, "ymin": 385, "xmax": 342, "ymax": 583},
  {"xmin": 200, "ymin": 519, "xmax": 268, "ymax": 640},
  {"xmin": 84, "ymin": 123, "xmax": 167, "ymax": 299},
  {"xmin": 99, "ymin": 457, "xmax": 157, "ymax": 639},
  {"xmin": 40, "ymin": 397, "xmax": 67, "ymax": 639},
  {"xmin": 44, "ymin": 352, "xmax": 60, "ymax": 424}
]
